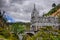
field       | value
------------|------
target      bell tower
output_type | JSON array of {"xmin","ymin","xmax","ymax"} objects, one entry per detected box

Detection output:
[
  {"xmin": 31, "ymin": 4, "xmax": 39, "ymax": 23},
  {"xmin": 31, "ymin": 4, "xmax": 39, "ymax": 32}
]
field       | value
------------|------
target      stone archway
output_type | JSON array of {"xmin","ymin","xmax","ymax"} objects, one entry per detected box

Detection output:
[
  {"xmin": 22, "ymin": 33, "xmax": 34, "ymax": 40},
  {"xmin": 26, "ymin": 33, "xmax": 34, "ymax": 37}
]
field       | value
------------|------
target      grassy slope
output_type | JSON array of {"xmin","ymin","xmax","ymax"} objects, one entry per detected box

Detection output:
[{"xmin": 43, "ymin": 4, "xmax": 60, "ymax": 16}]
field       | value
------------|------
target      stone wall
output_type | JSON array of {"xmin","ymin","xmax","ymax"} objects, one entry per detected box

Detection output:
[{"xmin": 31, "ymin": 16, "xmax": 60, "ymax": 31}]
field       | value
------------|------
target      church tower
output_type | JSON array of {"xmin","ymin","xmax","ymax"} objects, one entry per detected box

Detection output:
[{"xmin": 31, "ymin": 4, "xmax": 39, "ymax": 32}]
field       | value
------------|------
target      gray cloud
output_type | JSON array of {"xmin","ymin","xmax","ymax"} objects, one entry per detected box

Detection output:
[
  {"xmin": 11, "ymin": 0, "xmax": 26, "ymax": 4},
  {"xmin": 0, "ymin": 0, "xmax": 60, "ymax": 22}
]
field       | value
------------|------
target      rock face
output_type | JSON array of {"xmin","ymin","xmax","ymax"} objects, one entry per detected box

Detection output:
[
  {"xmin": 51, "ymin": 9, "xmax": 60, "ymax": 17},
  {"xmin": 31, "ymin": 4, "xmax": 60, "ymax": 31}
]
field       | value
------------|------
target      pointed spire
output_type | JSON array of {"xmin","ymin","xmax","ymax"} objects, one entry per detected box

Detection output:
[
  {"xmin": 32, "ymin": 3, "xmax": 39, "ymax": 14},
  {"xmin": 33, "ymin": 4, "xmax": 36, "ymax": 10},
  {"xmin": 34, "ymin": 4, "xmax": 35, "ymax": 9}
]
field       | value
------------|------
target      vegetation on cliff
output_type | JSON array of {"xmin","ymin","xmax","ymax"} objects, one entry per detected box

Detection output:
[{"xmin": 43, "ymin": 4, "xmax": 60, "ymax": 16}]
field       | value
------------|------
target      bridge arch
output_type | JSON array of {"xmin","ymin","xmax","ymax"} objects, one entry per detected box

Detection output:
[{"xmin": 26, "ymin": 33, "xmax": 34, "ymax": 37}]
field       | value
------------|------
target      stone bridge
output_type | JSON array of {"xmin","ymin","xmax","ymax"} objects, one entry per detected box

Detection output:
[{"xmin": 24, "ymin": 30, "xmax": 35, "ymax": 35}]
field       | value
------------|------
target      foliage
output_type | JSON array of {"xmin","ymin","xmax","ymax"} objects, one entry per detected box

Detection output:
[
  {"xmin": 0, "ymin": 27, "xmax": 18, "ymax": 40},
  {"xmin": 0, "ymin": 11, "xmax": 19, "ymax": 40},
  {"xmin": 11, "ymin": 23, "xmax": 25, "ymax": 35},
  {"xmin": 23, "ymin": 26, "xmax": 60, "ymax": 40},
  {"xmin": 25, "ymin": 23, "xmax": 30, "ymax": 31},
  {"xmin": 0, "ymin": 21, "xmax": 29, "ymax": 40}
]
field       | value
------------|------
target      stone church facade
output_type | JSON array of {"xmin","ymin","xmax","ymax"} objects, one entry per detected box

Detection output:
[{"xmin": 31, "ymin": 5, "xmax": 60, "ymax": 31}]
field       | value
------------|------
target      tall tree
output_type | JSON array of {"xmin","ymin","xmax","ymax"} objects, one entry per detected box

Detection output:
[{"xmin": 52, "ymin": 3, "xmax": 56, "ymax": 7}]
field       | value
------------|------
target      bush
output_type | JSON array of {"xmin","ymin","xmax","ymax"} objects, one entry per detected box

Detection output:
[{"xmin": 23, "ymin": 26, "xmax": 60, "ymax": 40}]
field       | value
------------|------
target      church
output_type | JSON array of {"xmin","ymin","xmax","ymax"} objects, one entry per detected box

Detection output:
[{"xmin": 31, "ymin": 4, "xmax": 60, "ymax": 32}]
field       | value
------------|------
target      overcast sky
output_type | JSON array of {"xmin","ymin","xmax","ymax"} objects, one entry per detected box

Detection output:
[{"xmin": 0, "ymin": 0, "xmax": 60, "ymax": 22}]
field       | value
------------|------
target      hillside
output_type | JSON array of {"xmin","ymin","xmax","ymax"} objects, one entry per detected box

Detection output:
[
  {"xmin": 43, "ymin": 4, "xmax": 60, "ymax": 16},
  {"xmin": 7, "ymin": 22, "xmax": 31, "ymax": 26}
]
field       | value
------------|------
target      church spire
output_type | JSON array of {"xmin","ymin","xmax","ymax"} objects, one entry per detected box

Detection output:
[
  {"xmin": 33, "ymin": 4, "xmax": 36, "ymax": 11},
  {"xmin": 31, "ymin": 4, "xmax": 39, "ymax": 20},
  {"xmin": 31, "ymin": 4, "xmax": 39, "ymax": 17},
  {"xmin": 34, "ymin": 4, "xmax": 35, "ymax": 10},
  {"xmin": 31, "ymin": 4, "xmax": 39, "ymax": 31}
]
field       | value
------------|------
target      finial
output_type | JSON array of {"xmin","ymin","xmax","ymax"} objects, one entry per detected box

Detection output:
[
  {"xmin": 33, "ymin": 3, "xmax": 36, "ymax": 10},
  {"xmin": 34, "ymin": 4, "xmax": 35, "ymax": 9}
]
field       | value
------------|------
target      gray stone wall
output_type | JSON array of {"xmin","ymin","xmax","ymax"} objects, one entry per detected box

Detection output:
[
  {"xmin": 31, "ymin": 16, "xmax": 60, "ymax": 31},
  {"xmin": 31, "ymin": 16, "xmax": 59, "ymax": 26}
]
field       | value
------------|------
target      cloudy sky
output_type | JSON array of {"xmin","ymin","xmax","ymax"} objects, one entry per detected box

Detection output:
[{"xmin": 0, "ymin": 0, "xmax": 60, "ymax": 22}]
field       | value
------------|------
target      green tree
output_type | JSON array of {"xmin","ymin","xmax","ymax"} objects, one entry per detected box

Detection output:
[
  {"xmin": 24, "ymin": 26, "xmax": 60, "ymax": 40},
  {"xmin": 11, "ymin": 23, "xmax": 25, "ymax": 40}
]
